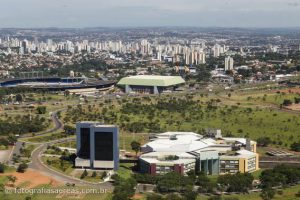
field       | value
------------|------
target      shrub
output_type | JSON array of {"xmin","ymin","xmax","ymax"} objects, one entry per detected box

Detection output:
[
  {"xmin": 91, "ymin": 171, "xmax": 97, "ymax": 177},
  {"xmin": 17, "ymin": 163, "xmax": 28, "ymax": 173},
  {"xmin": 80, "ymin": 169, "xmax": 88, "ymax": 179},
  {"xmin": 257, "ymin": 137, "xmax": 272, "ymax": 147},
  {"xmin": 260, "ymin": 188, "xmax": 276, "ymax": 200},
  {"xmin": 282, "ymin": 99, "xmax": 292, "ymax": 106},
  {"xmin": 291, "ymin": 142, "xmax": 300, "ymax": 152}
]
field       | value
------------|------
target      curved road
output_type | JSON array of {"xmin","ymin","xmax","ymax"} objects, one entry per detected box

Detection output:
[
  {"xmin": 11, "ymin": 107, "xmax": 113, "ymax": 189},
  {"xmin": 8, "ymin": 109, "xmax": 64, "ymax": 165},
  {"xmin": 20, "ymin": 109, "xmax": 64, "ymax": 139},
  {"xmin": 29, "ymin": 140, "xmax": 113, "ymax": 189}
]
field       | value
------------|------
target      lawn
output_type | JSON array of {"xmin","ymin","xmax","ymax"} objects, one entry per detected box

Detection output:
[
  {"xmin": 57, "ymin": 140, "xmax": 77, "ymax": 149},
  {"xmin": 227, "ymin": 86, "xmax": 300, "ymax": 106},
  {"xmin": 116, "ymin": 163, "xmax": 135, "ymax": 180},
  {"xmin": 23, "ymin": 131, "xmax": 75, "ymax": 143},
  {"xmin": 41, "ymin": 156, "xmax": 74, "ymax": 175}
]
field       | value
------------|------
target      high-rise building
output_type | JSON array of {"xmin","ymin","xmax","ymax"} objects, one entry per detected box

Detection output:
[
  {"xmin": 213, "ymin": 44, "xmax": 220, "ymax": 57},
  {"xmin": 185, "ymin": 52, "xmax": 190, "ymax": 65},
  {"xmin": 75, "ymin": 122, "xmax": 119, "ymax": 170},
  {"xmin": 198, "ymin": 51, "xmax": 206, "ymax": 64},
  {"xmin": 157, "ymin": 51, "xmax": 162, "ymax": 61},
  {"xmin": 21, "ymin": 40, "xmax": 29, "ymax": 54},
  {"xmin": 225, "ymin": 56, "xmax": 234, "ymax": 71}
]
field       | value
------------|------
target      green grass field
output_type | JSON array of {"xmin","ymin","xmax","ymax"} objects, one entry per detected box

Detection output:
[
  {"xmin": 61, "ymin": 92, "xmax": 300, "ymax": 150},
  {"xmin": 116, "ymin": 163, "xmax": 135, "ymax": 180}
]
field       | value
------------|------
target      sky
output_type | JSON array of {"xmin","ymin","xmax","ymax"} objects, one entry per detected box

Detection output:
[{"xmin": 0, "ymin": 0, "xmax": 300, "ymax": 28}]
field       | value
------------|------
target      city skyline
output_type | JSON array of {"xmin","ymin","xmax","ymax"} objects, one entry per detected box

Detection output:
[{"xmin": 1, "ymin": 0, "xmax": 300, "ymax": 28}]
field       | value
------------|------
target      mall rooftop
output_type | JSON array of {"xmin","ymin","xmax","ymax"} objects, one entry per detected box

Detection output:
[{"xmin": 117, "ymin": 75, "xmax": 185, "ymax": 94}]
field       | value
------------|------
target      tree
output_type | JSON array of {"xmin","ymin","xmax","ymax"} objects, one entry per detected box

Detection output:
[
  {"xmin": 195, "ymin": 65, "xmax": 211, "ymax": 82},
  {"xmin": 197, "ymin": 172, "xmax": 215, "ymax": 193},
  {"xmin": 259, "ymin": 165, "xmax": 300, "ymax": 188},
  {"xmin": 101, "ymin": 171, "xmax": 107, "ymax": 179},
  {"xmin": 64, "ymin": 125, "xmax": 76, "ymax": 135},
  {"xmin": 17, "ymin": 163, "xmax": 28, "ymax": 173},
  {"xmin": 0, "ymin": 183, "xmax": 4, "ymax": 193},
  {"xmin": 64, "ymin": 90, "xmax": 70, "ymax": 97},
  {"xmin": 156, "ymin": 172, "xmax": 193, "ymax": 193},
  {"xmin": 146, "ymin": 194, "xmax": 164, "ymax": 200},
  {"xmin": 112, "ymin": 176, "xmax": 137, "ymax": 200},
  {"xmin": 80, "ymin": 169, "xmax": 88, "ymax": 179},
  {"xmin": 130, "ymin": 141, "xmax": 141, "ymax": 156},
  {"xmin": 15, "ymin": 94, "xmax": 23, "ymax": 102},
  {"xmin": 165, "ymin": 193, "xmax": 182, "ymax": 200},
  {"xmin": 291, "ymin": 142, "xmax": 300, "ymax": 152},
  {"xmin": 183, "ymin": 188, "xmax": 197, "ymax": 200},
  {"xmin": 260, "ymin": 188, "xmax": 276, "ymax": 200},
  {"xmin": 91, "ymin": 171, "xmax": 97, "ymax": 177},
  {"xmin": 7, "ymin": 175, "xmax": 17, "ymax": 186},
  {"xmin": 282, "ymin": 99, "xmax": 292, "ymax": 106},
  {"xmin": 257, "ymin": 137, "xmax": 272, "ymax": 147},
  {"xmin": 295, "ymin": 190, "xmax": 300, "ymax": 198},
  {"xmin": 217, "ymin": 173, "xmax": 254, "ymax": 193},
  {"xmin": 0, "ymin": 163, "xmax": 5, "ymax": 173},
  {"xmin": 36, "ymin": 106, "xmax": 47, "ymax": 114}
]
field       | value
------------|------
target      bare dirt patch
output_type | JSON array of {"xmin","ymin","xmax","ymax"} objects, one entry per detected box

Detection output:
[
  {"xmin": 56, "ymin": 192, "xmax": 86, "ymax": 199},
  {"xmin": 0, "ymin": 169, "xmax": 62, "ymax": 188},
  {"xmin": 277, "ymin": 87, "xmax": 300, "ymax": 94},
  {"xmin": 132, "ymin": 194, "xmax": 145, "ymax": 199},
  {"xmin": 286, "ymin": 104, "xmax": 300, "ymax": 111}
]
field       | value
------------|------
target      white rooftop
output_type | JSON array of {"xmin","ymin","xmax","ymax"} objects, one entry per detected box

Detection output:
[
  {"xmin": 221, "ymin": 149, "xmax": 257, "ymax": 159},
  {"xmin": 140, "ymin": 151, "xmax": 196, "ymax": 165},
  {"xmin": 142, "ymin": 132, "xmax": 256, "ymax": 154},
  {"xmin": 222, "ymin": 137, "xmax": 256, "ymax": 145},
  {"xmin": 143, "ymin": 132, "xmax": 211, "ymax": 152}
]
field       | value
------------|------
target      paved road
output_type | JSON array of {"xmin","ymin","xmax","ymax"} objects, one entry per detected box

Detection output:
[
  {"xmin": 20, "ymin": 109, "xmax": 64, "ymax": 139},
  {"xmin": 8, "ymin": 109, "xmax": 65, "ymax": 165},
  {"xmin": 29, "ymin": 140, "xmax": 113, "ymax": 189},
  {"xmin": 6, "ymin": 106, "xmax": 112, "ymax": 189},
  {"xmin": 7, "ymin": 141, "xmax": 23, "ymax": 165}
]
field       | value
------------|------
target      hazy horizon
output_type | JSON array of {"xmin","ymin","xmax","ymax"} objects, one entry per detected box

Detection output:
[{"xmin": 1, "ymin": 0, "xmax": 300, "ymax": 28}]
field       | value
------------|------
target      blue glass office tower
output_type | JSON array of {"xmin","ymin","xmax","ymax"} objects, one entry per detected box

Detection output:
[{"xmin": 75, "ymin": 122, "xmax": 119, "ymax": 170}]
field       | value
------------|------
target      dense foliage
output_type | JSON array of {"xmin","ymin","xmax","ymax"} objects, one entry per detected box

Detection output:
[
  {"xmin": 260, "ymin": 165, "xmax": 300, "ymax": 188},
  {"xmin": 217, "ymin": 173, "xmax": 254, "ymax": 193},
  {"xmin": 112, "ymin": 175, "xmax": 137, "ymax": 200},
  {"xmin": 0, "ymin": 115, "xmax": 48, "ymax": 136}
]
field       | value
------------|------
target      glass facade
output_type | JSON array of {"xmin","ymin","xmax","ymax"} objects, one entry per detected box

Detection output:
[
  {"xmin": 220, "ymin": 160, "xmax": 239, "ymax": 174},
  {"xmin": 247, "ymin": 157, "xmax": 256, "ymax": 172},
  {"xmin": 94, "ymin": 132, "xmax": 114, "ymax": 161},
  {"xmin": 78, "ymin": 128, "xmax": 90, "ymax": 159}
]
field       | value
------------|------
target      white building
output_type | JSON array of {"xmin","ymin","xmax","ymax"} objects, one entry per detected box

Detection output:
[
  {"xmin": 139, "ymin": 131, "xmax": 259, "ymax": 175},
  {"xmin": 225, "ymin": 56, "xmax": 234, "ymax": 71}
]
